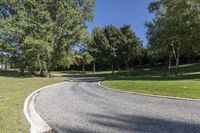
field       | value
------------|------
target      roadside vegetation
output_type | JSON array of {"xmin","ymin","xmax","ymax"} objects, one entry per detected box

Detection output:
[{"xmin": 0, "ymin": 71, "xmax": 67, "ymax": 132}]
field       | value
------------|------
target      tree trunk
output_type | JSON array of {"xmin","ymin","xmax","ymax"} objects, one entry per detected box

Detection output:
[
  {"xmin": 47, "ymin": 56, "xmax": 51, "ymax": 78},
  {"xmin": 39, "ymin": 68, "xmax": 43, "ymax": 76},
  {"xmin": 47, "ymin": 70, "xmax": 51, "ymax": 78},
  {"xmin": 82, "ymin": 64, "xmax": 85, "ymax": 73},
  {"xmin": 175, "ymin": 49, "xmax": 180, "ymax": 76},
  {"xmin": 192, "ymin": 45, "xmax": 200, "ymax": 56},
  {"xmin": 0, "ymin": 54, "xmax": 3, "ymax": 70},
  {"xmin": 172, "ymin": 44, "xmax": 180, "ymax": 76},
  {"xmin": 92, "ymin": 61, "xmax": 96, "ymax": 75},
  {"xmin": 5, "ymin": 59, "xmax": 7, "ymax": 71},
  {"xmin": 168, "ymin": 56, "xmax": 172, "ymax": 70},
  {"xmin": 47, "ymin": 35, "xmax": 57, "ymax": 78},
  {"xmin": 20, "ymin": 67, "xmax": 25, "ymax": 76},
  {"xmin": 111, "ymin": 64, "xmax": 115, "ymax": 76},
  {"xmin": 188, "ymin": 56, "xmax": 191, "ymax": 64},
  {"xmin": 39, "ymin": 67, "xmax": 46, "ymax": 77},
  {"xmin": 118, "ymin": 63, "xmax": 121, "ymax": 72}
]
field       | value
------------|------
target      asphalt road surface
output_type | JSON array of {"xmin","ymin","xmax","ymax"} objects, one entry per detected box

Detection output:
[{"xmin": 35, "ymin": 77, "xmax": 200, "ymax": 133}]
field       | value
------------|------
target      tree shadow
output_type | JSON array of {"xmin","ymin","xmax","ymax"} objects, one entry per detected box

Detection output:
[
  {"xmin": 106, "ymin": 63, "xmax": 200, "ymax": 81},
  {"xmin": 53, "ymin": 113, "xmax": 200, "ymax": 133},
  {"xmin": 69, "ymin": 76, "xmax": 103, "ymax": 83},
  {"xmin": 0, "ymin": 70, "xmax": 33, "ymax": 78},
  {"xmin": 179, "ymin": 63, "xmax": 200, "ymax": 73},
  {"xmin": 86, "ymin": 113, "xmax": 200, "ymax": 133},
  {"xmin": 105, "ymin": 74, "xmax": 200, "ymax": 81},
  {"xmin": 56, "ymin": 71, "xmax": 87, "ymax": 75},
  {"xmin": 52, "ymin": 126, "xmax": 95, "ymax": 133}
]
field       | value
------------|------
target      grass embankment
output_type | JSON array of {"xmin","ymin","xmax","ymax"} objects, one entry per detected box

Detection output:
[
  {"xmin": 0, "ymin": 71, "xmax": 67, "ymax": 132},
  {"xmin": 101, "ymin": 63, "xmax": 200, "ymax": 99}
]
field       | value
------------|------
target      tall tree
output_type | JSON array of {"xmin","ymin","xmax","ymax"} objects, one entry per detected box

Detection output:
[
  {"xmin": 45, "ymin": 0, "xmax": 95, "ymax": 77},
  {"xmin": 120, "ymin": 25, "xmax": 143, "ymax": 69},
  {"xmin": 146, "ymin": 0, "xmax": 200, "ymax": 75},
  {"xmin": 88, "ymin": 25, "xmax": 143, "ymax": 74},
  {"xmin": 0, "ymin": 0, "xmax": 96, "ymax": 76},
  {"xmin": 103, "ymin": 25, "xmax": 123, "ymax": 74},
  {"xmin": 88, "ymin": 27, "xmax": 110, "ymax": 74}
]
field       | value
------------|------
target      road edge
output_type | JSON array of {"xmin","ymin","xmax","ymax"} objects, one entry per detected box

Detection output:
[
  {"xmin": 23, "ymin": 82, "xmax": 67, "ymax": 133},
  {"xmin": 98, "ymin": 79, "xmax": 200, "ymax": 102}
]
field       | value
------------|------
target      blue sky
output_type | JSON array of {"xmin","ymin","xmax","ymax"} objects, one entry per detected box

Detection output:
[{"xmin": 87, "ymin": 0, "xmax": 154, "ymax": 46}]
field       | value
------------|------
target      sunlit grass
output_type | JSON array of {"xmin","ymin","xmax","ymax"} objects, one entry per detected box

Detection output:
[
  {"xmin": 0, "ymin": 71, "xmax": 67, "ymax": 132},
  {"xmin": 102, "ymin": 63, "xmax": 200, "ymax": 99}
]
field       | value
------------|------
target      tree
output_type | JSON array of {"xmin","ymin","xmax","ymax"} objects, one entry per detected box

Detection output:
[
  {"xmin": 0, "ymin": 0, "xmax": 28, "ymax": 75},
  {"xmin": 75, "ymin": 52, "xmax": 93, "ymax": 72},
  {"xmin": 36, "ymin": 0, "xmax": 96, "ymax": 77},
  {"xmin": 73, "ymin": 41, "xmax": 94, "ymax": 73},
  {"xmin": 0, "ymin": 0, "xmax": 96, "ymax": 76},
  {"xmin": 103, "ymin": 25, "xmax": 123, "ymax": 74},
  {"xmin": 0, "ymin": 0, "xmax": 56, "ymax": 75},
  {"xmin": 120, "ymin": 25, "xmax": 143, "ymax": 69},
  {"xmin": 88, "ymin": 25, "xmax": 143, "ymax": 74},
  {"xmin": 88, "ymin": 27, "xmax": 110, "ymax": 74},
  {"xmin": 145, "ymin": 21, "xmax": 173, "ymax": 68},
  {"xmin": 146, "ymin": 0, "xmax": 200, "ymax": 75},
  {"xmin": 89, "ymin": 25, "xmax": 124, "ymax": 75}
]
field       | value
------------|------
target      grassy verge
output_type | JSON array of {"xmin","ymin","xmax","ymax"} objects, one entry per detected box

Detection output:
[
  {"xmin": 0, "ymin": 71, "xmax": 67, "ymax": 132},
  {"xmin": 101, "ymin": 63, "xmax": 200, "ymax": 99}
]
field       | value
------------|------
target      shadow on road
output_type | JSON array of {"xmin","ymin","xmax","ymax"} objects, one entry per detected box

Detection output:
[
  {"xmin": 71, "ymin": 77, "xmax": 103, "ymax": 83},
  {"xmin": 55, "ymin": 113, "xmax": 200, "ymax": 133},
  {"xmin": 87, "ymin": 113, "xmax": 200, "ymax": 133}
]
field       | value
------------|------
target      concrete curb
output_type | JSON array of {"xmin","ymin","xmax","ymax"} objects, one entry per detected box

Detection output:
[
  {"xmin": 97, "ymin": 80, "xmax": 200, "ymax": 102},
  {"xmin": 23, "ymin": 82, "xmax": 67, "ymax": 133}
]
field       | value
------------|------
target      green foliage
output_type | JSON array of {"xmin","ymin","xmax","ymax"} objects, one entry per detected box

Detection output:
[
  {"xmin": 88, "ymin": 27, "xmax": 109, "ymax": 63},
  {"xmin": 88, "ymin": 25, "xmax": 143, "ymax": 72},
  {"xmin": 0, "ymin": 0, "xmax": 96, "ymax": 76},
  {"xmin": 146, "ymin": 0, "xmax": 200, "ymax": 74},
  {"xmin": 82, "ymin": 52, "xmax": 93, "ymax": 66},
  {"xmin": 120, "ymin": 25, "xmax": 143, "ymax": 67},
  {"xmin": 74, "ymin": 51, "xmax": 93, "ymax": 71}
]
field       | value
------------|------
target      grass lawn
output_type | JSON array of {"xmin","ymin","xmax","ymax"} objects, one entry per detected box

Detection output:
[
  {"xmin": 101, "ymin": 63, "xmax": 200, "ymax": 99},
  {"xmin": 0, "ymin": 71, "xmax": 67, "ymax": 132}
]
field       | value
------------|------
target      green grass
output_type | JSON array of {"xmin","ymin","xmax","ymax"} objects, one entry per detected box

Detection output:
[
  {"xmin": 2, "ymin": 64, "xmax": 199, "ymax": 132},
  {"xmin": 0, "ymin": 71, "xmax": 67, "ymax": 132},
  {"xmin": 102, "ymin": 63, "xmax": 200, "ymax": 99}
]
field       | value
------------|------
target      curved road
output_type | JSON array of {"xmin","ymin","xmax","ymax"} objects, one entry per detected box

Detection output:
[{"xmin": 35, "ymin": 77, "xmax": 200, "ymax": 133}]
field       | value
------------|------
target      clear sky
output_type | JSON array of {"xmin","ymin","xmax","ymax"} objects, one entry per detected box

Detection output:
[{"xmin": 87, "ymin": 0, "xmax": 154, "ymax": 46}]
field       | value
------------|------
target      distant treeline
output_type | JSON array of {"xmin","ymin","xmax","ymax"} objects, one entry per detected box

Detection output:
[{"xmin": 70, "ymin": 0, "xmax": 200, "ymax": 75}]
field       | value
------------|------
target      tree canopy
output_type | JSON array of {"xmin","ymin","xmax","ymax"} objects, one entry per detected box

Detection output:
[
  {"xmin": 0, "ymin": 0, "xmax": 95, "ymax": 76},
  {"xmin": 88, "ymin": 25, "xmax": 143, "ymax": 74},
  {"xmin": 146, "ymin": 0, "xmax": 200, "ymax": 74}
]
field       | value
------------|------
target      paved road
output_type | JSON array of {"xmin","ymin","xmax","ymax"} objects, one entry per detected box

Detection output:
[{"xmin": 35, "ymin": 77, "xmax": 200, "ymax": 133}]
